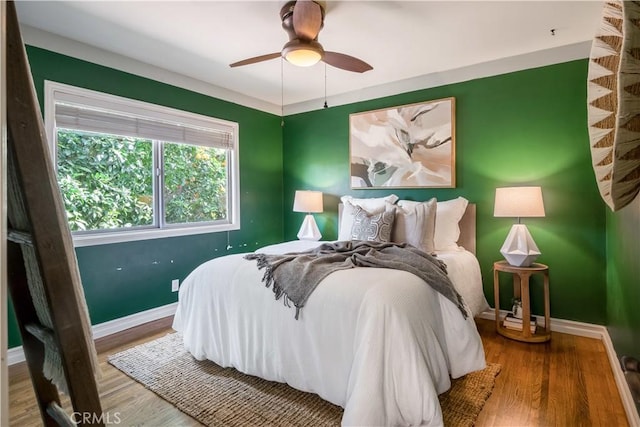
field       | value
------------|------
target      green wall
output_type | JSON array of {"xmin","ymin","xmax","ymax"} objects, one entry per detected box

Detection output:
[
  {"xmin": 607, "ymin": 196, "xmax": 640, "ymax": 358},
  {"xmin": 8, "ymin": 48, "xmax": 621, "ymax": 353},
  {"xmin": 7, "ymin": 46, "xmax": 284, "ymax": 348},
  {"xmin": 283, "ymin": 59, "xmax": 607, "ymax": 324}
]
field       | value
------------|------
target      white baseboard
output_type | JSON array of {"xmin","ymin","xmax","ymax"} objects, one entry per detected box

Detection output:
[
  {"xmin": 479, "ymin": 309, "xmax": 640, "ymax": 427},
  {"xmin": 477, "ymin": 309, "xmax": 606, "ymax": 338},
  {"xmin": 7, "ymin": 302, "xmax": 177, "ymax": 366},
  {"xmin": 601, "ymin": 329, "xmax": 640, "ymax": 427}
]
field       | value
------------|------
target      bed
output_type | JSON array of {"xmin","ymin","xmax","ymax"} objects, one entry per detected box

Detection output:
[{"xmin": 173, "ymin": 196, "xmax": 489, "ymax": 426}]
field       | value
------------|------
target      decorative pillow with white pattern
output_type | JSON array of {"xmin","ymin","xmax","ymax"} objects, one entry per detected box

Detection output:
[
  {"xmin": 350, "ymin": 205, "xmax": 396, "ymax": 242},
  {"xmin": 338, "ymin": 194, "xmax": 399, "ymax": 240}
]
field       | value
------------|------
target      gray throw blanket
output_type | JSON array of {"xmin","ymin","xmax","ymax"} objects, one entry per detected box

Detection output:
[{"xmin": 244, "ymin": 241, "xmax": 468, "ymax": 320}]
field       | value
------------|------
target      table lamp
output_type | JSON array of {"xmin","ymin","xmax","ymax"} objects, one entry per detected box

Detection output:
[
  {"xmin": 494, "ymin": 186, "xmax": 545, "ymax": 267},
  {"xmin": 293, "ymin": 190, "xmax": 323, "ymax": 241}
]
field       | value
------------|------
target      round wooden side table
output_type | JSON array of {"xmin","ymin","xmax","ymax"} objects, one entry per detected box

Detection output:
[{"xmin": 493, "ymin": 260, "xmax": 551, "ymax": 343}]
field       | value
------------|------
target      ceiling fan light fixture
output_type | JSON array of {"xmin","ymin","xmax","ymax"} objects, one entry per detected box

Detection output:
[
  {"xmin": 285, "ymin": 48, "xmax": 322, "ymax": 66},
  {"xmin": 283, "ymin": 40, "xmax": 323, "ymax": 67}
]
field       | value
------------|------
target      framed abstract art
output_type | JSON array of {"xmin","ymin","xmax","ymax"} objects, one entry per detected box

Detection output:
[{"xmin": 349, "ymin": 97, "xmax": 456, "ymax": 188}]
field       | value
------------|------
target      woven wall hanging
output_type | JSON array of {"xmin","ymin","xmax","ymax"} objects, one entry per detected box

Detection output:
[{"xmin": 588, "ymin": 0, "xmax": 640, "ymax": 211}]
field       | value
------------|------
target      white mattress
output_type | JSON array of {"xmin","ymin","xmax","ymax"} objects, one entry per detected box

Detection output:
[{"xmin": 173, "ymin": 241, "xmax": 487, "ymax": 426}]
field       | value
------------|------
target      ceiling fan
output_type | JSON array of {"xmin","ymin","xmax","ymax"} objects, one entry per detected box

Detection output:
[{"xmin": 230, "ymin": 0, "xmax": 373, "ymax": 73}]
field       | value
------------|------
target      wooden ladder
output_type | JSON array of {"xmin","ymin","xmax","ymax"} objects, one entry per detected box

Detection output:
[{"xmin": 5, "ymin": 2, "xmax": 103, "ymax": 426}]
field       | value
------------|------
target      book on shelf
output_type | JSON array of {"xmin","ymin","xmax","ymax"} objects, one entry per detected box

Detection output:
[
  {"xmin": 503, "ymin": 322, "xmax": 537, "ymax": 333},
  {"xmin": 502, "ymin": 313, "xmax": 537, "ymax": 333},
  {"xmin": 503, "ymin": 313, "xmax": 537, "ymax": 324}
]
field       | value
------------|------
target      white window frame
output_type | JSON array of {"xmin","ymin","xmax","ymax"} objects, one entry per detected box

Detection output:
[{"xmin": 44, "ymin": 81, "xmax": 240, "ymax": 247}]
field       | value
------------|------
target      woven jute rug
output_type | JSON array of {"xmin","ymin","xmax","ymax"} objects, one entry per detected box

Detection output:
[{"xmin": 108, "ymin": 333, "xmax": 500, "ymax": 426}]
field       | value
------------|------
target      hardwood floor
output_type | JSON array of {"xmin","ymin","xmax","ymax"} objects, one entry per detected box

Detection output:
[
  {"xmin": 9, "ymin": 317, "xmax": 200, "ymax": 427},
  {"xmin": 474, "ymin": 319, "xmax": 628, "ymax": 427},
  {"xmin": 8, "ymin": 317, "xmax": 629, "ymax": 426}
]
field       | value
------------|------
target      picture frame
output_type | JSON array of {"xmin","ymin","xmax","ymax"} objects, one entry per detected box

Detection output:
[{"xmin": 349, "ymin": 97, "xmax": 456, "ymax": 188}]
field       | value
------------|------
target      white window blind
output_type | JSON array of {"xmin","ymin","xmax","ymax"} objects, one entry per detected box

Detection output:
[{"xmin": 53, "ymin": 91, "xmax": 236, "ymax": 150}]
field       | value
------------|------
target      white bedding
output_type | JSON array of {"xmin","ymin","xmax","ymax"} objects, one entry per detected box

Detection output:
[{"xmin": 173, "ymin": 241, "xmax": 487, "ymax": 426}]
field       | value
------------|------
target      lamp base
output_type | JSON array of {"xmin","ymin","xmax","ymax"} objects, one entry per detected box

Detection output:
[
  {"xmin": 297, "ymin": 214, "xmax": 321, "ymax": 241},
  {"xmin": 500, "ymin": 223, "xmax": 541, "ymax": 267}
]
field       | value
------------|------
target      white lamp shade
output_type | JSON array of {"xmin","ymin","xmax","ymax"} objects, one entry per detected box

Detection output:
[
  {"xmin": 494, "ymin": 186, "xmax": 545, "ymax": 218},
  {"xmin": 293, "ymin": 190, "xmax": 323, "ymax": 213}
]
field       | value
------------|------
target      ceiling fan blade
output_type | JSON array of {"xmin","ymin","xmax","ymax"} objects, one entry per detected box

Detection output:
[
  {"xmin": 293, "ymin": 0, "xmax": 323, "ymax": 41},
  {"xmin": 323, "ymin": 51, "xmax": 373, "ymax": 73},
  {"xmin": 229, "ymin": 52, "xmax": 281, "ymax": 68}
]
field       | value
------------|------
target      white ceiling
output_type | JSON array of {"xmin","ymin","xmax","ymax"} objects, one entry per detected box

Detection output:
[{"xmin": 15, "ymin": 1, "xmax": 603, "ymax": 115}]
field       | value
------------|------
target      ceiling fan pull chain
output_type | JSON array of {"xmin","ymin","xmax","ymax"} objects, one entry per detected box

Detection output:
[
  {"xmin": 324, "ymin": 62, "xmax": 328, "ymax": 109},
  {"xmin": 281, "ymin": 58, "xmax": 285, "ymax": 127}
]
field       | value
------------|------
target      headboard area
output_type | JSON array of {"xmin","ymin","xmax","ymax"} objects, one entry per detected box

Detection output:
[
  {"xmin": 338, "ymin": 202, "xmax": 476, "ymax": 255},
  {"xmin": 457, "ymin": 203, "xmax": 476, "ymax": 255}
]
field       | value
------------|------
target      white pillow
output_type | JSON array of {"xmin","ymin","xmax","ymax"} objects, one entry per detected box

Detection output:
[
  {"xmin": 392, "ymin": 198, "xmax": 436, "ymax": 253},
  {"xmin": 435, "ymin": 197, "xmax": 469, "ymax": 251},
  {"xmin": 398, "ymin": 196, "xmax": 469, "ymax": 251},
  {"xmin": 340, "ymin": 194, "xmax": 399, "ymax": 210},
  {"xmin": 338, "ymin": 194, "xmax": 399, "ymax": 240}
]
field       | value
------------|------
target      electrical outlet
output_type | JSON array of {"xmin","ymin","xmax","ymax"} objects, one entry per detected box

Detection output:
[{"xmin": 171, "ymin": 279, "xmax": 180, "ymax": 292}]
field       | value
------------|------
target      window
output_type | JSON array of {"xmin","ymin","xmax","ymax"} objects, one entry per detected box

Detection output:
[{"xmin": 45, "ymin": 81, "xmax": 240, "ymax": 246}]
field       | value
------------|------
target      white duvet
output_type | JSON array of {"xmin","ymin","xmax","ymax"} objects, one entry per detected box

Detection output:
[{"xmin": 173, "ymin": 241, "xmax": 487, "ymax": 426}]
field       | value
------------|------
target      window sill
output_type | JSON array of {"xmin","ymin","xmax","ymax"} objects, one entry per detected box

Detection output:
[{"xmin": 71, "ymin": 223, "xmax": 240, "ymax": 247}]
